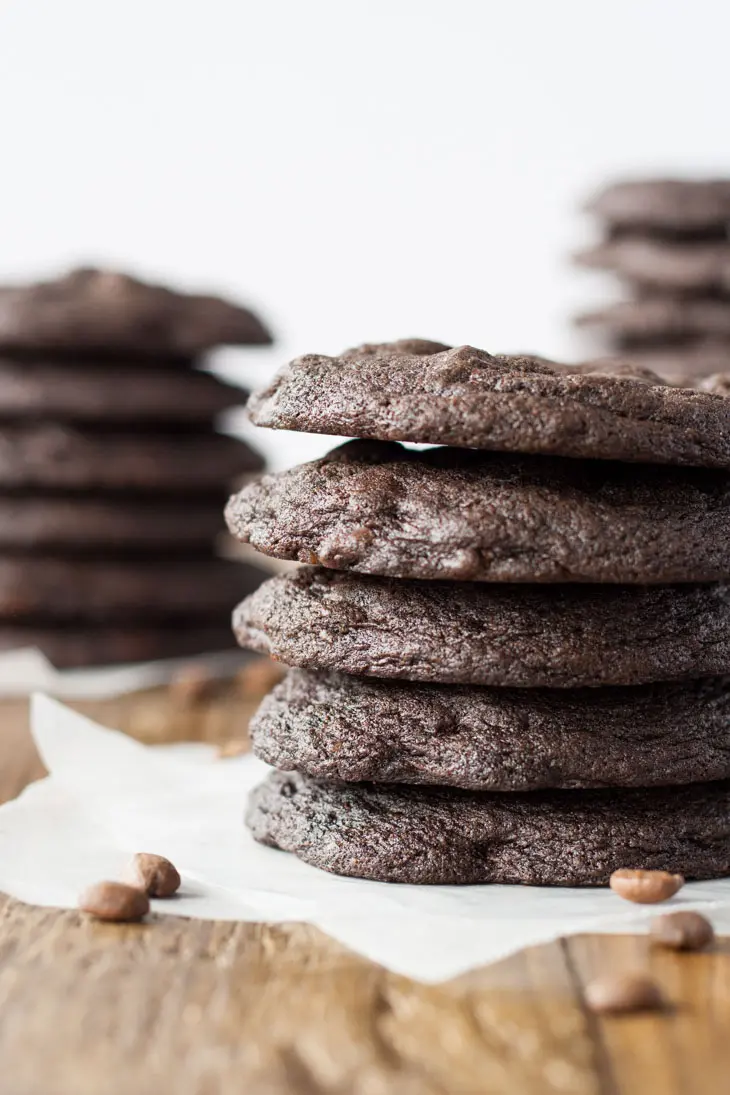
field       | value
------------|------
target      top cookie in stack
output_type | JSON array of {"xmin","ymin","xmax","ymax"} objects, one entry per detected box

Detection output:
[
  {"xmin": 0, "ymin": 267, "xmax": 272, "ymax": 668},
  {"xmin": 575, "ymin": 179, "xmax": 730, "ymax": 381},
  {"xmin": 228, "ymin": 341, "xmax": 730, "ymax": 886}
]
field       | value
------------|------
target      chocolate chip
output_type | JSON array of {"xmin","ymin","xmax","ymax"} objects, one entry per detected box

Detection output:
[
  {"xmin": 79, "ymin": 881, "xmax": 150, "ymax": 922},
  {"xmin": 168, "ymin": 665, "xmax": 215, "ymax": 705},
  {"xmin": 609, "ymin": 868, "xmax": 684, "ymax": 904},
  {"xmin": 236, "ymin": 657, "xmax": 285, "ymax": 699},
  {"xmin": 650, "ymin": 911, "xmax": 715, "ymax": 951},
  {"xmin": 585, "ymin": 973, "xmax": 666, "ymax": 1014},
  {"xmin": 130, "ymin": 853, "xmax": 181, "ymax": 898}
]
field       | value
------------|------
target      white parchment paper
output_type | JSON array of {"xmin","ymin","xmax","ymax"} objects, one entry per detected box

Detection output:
[{"xmin": 1, "ymin": 694, "xmax": 729, "ymax": 984}]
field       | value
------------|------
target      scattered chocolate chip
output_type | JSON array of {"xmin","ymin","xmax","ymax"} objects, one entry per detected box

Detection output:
[
  {"xmin": 650, "ymin": 911, "xmax": 715, "ymax": 951},
  {"xmin": 217, "ymin": 738, "xmax": 249, "ymax": 759},
  {"xmin": 609, "ymin": 868, "xmax": 684, "ymax": 904},
  {"xmin": 168, "ymin": 664, "xmax": 215, "ymax": 705},
  {"xmin": 79, "ymin": 881, "xmax": 150, "ymax": 922},
  {"xmin": 129, "ymin": 853, "xmax": 181, "ymax": 898},
  {"xmin": 236, "ymin": 657, "xmax": 285, "ymax": 699},
  {"xmin": 585, "ymin": 973, "xmax": 666, "ymax": 1014}
]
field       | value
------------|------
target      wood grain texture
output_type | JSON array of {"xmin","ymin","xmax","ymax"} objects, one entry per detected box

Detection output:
[{"xmin": 0, "ymin": 689, "xmax": 727, "ymax": 1094}]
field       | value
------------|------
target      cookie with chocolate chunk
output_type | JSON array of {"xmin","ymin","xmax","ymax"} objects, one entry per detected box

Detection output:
[
  {"xmin": 0, "ymin": 425, "xmax": 262, "ymax": 492},
  {"xmin": 0, "ymin": 268, "xmax": 271, "ymax": 354},
  {"xmin": 247, "ymin": 770, "xmax": 730, "ymax": 884},
  {"xmin": 248, "ymin": 344, "xmax": 730, "ymax": 467},
  {"xmin": 251, "ymin": 670, "xmax": 730, "ymax": 791},
  {"xmin": 234, "ymin": 568, "xmax": 730, "ymax": 688},
  {"xmin": 226, "ymin": 439, "xmax": 730, "ymax": 584}
]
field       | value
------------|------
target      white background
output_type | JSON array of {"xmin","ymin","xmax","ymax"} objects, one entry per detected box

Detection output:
[{"xmin": 0, "ymin": 0, "xmax": 728, "ymax": 470}]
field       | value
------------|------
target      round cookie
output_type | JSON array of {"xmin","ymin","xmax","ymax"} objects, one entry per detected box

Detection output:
[
  {"xmin": 0, "ymin": 268, "xmax": 271, "ymax": 354},
  {"xmin": 0, "ymin": 557, "xmax": 266, "ymax": 621},
  {"xmin": 234, "ymin": 568, "xmax": 730, "ymax": 688},
  {"xmin": 0, "ymin": 358, "xmax": 245, "ymax": 422},
  {"xmin": 248, "ymin": 344, "xmax": 730, "ymax": 467},
  {"xmin": 0, "ymin": 425, "xmax": 262, "ymax": 492},
  {"xmin": 0, "ymin": 622, "xmax": 239, "ymax": 668},
  {"xmin": 0, "ymin": 497, "xmax": 226, "ymax": 553},
  {"xmin": 226, "ymin": 439, "xmax": 730, "ymax": 584},
  {"xmin": 575, "ymin": 297, "xmax": 730, "ymax": 345},
  {"xmin": 246, "ymin": 770, "xmax": 730, "ymax": 885},
  {"xmin": 574, "ymin": 238, "xmax": 730, "ymax": 294},
  {"xmin": 251, "ymin": 670, "xmax": 730, "ymax": 791},
  {"xmin": 586, "ymin": 179, "xmax": 730, "ymax": 233}
]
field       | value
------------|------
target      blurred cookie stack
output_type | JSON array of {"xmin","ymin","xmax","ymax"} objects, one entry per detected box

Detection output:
[
  {"xmin": 226, "ymin": 340, "xmax": 730, "ymax": 886},
  {"xmin": 574, "ymin": 179, "xmax": 730, "ymax": 381},
  {"xmin": 0, "ymin": 267, "xmax": 271, "ymax": 668}
]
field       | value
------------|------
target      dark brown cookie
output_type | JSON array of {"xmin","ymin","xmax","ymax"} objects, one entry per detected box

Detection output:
[
  {"xmin": 0, "ymin": 358, "xmax": 245, "ymax": 423},
  {"xmin": 586, "ymin": 179, "xmax": 730, "ymax": 232},
  {"xmin": 575, "ymin": 298, "xmax": 730, "ymax": 345},
  {"xmin": 0, "ymin": 622, "xmax": 239, "ymax": 668},
  {"xmin": 0, "ymin": 268, "xmax": 271, "ymax": 354},
  {"xmin": 251, "ymin": 670, "xmax": 730, "ymax": 791},
  {"xmin": 234, "ymin": 568, "xmax": 730, "ymax": 688},
  {"xmin": 0, "ymin": 425, "xmax": 262, "ymax": 492},
  {"xmin": 248, "ymin": 344, "xmax": 730, "ymax": 467},
  {"xmin": 246, "ymin": 770, "xmax": 730, "ymax": 885},
  {"xmin": 0, "ymin": 557, "xmax": 265, "ymax": 621},
  {"xmin": 226, "ymin": 439, "xmax": 730, "ymax": 584},
  {"xmin": 0, "ymin": 496, "xmax": 226, "ymax": 553},
  {"xmin": 574, "ymin": 238, "xmax": 730, "ymax": 294}
]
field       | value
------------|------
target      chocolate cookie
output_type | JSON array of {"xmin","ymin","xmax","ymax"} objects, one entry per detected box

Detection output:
[
  {"xmin": 574, "ymin": 238, "xmax": 730, "ymax": 294},
  {"xmin": 0, "ymin": 425, "xmax": 262, "ymax": 492},
  {"xmin": 0, "ymin": 496, "xmax": 226, "ymax": 553},
  {"xmin": 248, "ymin": 344, "xmax": 730, "ymax": 467},
  {"xmin": 0, "ymin": 622, "xmax": 238, "ymax": 668},
  {"xmin": 0, "ymin": 268, "xmax": 271, "ymax": 354},
  {"xmin": 575, "ymin": 298, "xmax": 730, "ymax": 345},
  {"xmin": 0, "ymin": 358, "xmax": 245, "ymax": 423},
  {"xmin": 586, "ymin": 179, "xmax": 730, "ymax": 233},
  {"xmin": 234, "ymin": 568, "xmax": 730, "ymax": 688},
  {"xmin": 246, "ymin": 770, "xmax": 730, "ymax": 885},
  {"xmin": 252, "ymin": 669, "xmax": 730, "ymax": 791},
  {"xmin": 0, "ymin": 557, "xmax": 265, "ymax": 621},
  {"xmin": 226, "ymin": 439, "xmax": 730, "ymax": 584}
]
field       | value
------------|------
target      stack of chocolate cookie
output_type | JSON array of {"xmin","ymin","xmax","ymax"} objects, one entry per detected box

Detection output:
[
  {"xmin": 0, "ymin": 267, "xmax": 271, "ymax": 668},
  {"xmin": 575, "ymin": 179, "xmax": 730, "ymax": 381},
  {"xmin": 227, "ymin": 340, "xmax": 730, "ymax": 886}
]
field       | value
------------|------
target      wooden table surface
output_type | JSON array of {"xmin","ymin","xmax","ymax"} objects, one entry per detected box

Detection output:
[{"xmin": 0, "ymin": 687, "xmax": 728, "ymax": 1095}]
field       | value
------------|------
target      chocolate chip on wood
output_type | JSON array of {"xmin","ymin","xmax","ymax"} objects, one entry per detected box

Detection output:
[
  {"xmin": 79, "ymin": 882, "xmax": 150, "ymax": 922},
  {"xmin": 585, "ymin": 974, "xmax": 666, "ymax": 1015},
  {"xmin": 650, "ymin": 912, "xmax": 715, "ymax": 951}
]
